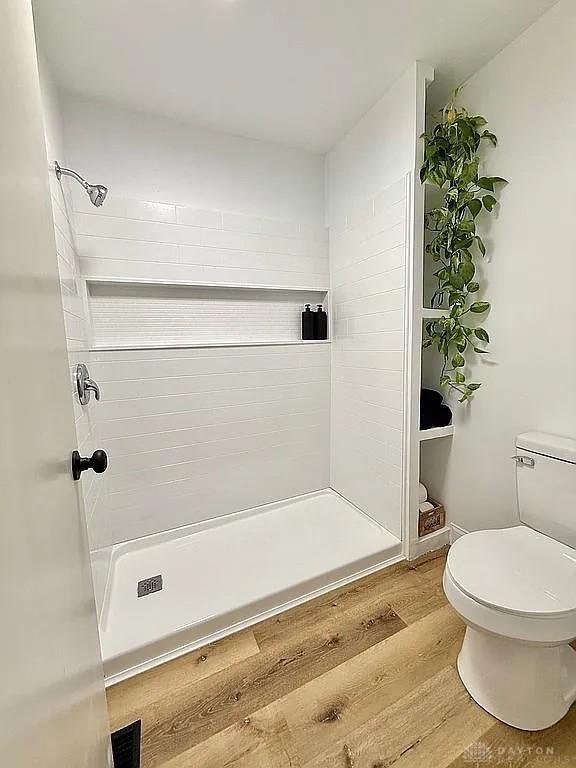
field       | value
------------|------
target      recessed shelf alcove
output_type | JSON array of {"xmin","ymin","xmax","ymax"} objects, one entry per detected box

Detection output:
[{"xmin": 86, "ymin": 279, "xmax": 329, "ymax": 350}]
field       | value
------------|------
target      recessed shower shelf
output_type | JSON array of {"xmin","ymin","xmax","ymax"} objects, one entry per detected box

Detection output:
[
  {"xmin": 86, "ymin": 279, "xmax": 330, "ymax": 350},
  {"xmin": 419, "ymin": 425, "xmax": 455, "ymax": 441}
]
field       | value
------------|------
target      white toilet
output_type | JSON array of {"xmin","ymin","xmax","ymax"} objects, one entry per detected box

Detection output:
[{"xmin": 443, "ymin": 432, "xmax": 576, "ymax": 730}]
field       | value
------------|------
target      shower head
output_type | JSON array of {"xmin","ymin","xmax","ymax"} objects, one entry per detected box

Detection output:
[
  {"xmin": 54, "ymin": 161, "xmax": 108, "ymax": 207},
  {"xmin": 87, "ymin": 184, "xmax": 108, "ymax": 207}
]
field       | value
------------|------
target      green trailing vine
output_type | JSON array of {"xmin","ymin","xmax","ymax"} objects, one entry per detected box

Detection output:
[{"xmin": 420, "ymin": 89, "xmax": 507, "ymax": 402}]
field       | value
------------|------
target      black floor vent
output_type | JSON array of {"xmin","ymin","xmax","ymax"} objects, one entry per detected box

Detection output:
[{"xmin": 111, "ymin": 720, "xmax": 141, "ymax": 768}]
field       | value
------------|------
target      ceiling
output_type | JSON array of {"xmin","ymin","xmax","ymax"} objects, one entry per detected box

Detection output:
[{"xmin": 33, "ymin": 0, "xmax": 558, "ymax": 153}]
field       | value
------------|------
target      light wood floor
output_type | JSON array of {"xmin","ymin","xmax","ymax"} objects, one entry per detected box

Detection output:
[{"xmin": 107, "ymin": 550, "xmax": 576, "ymax": 767}]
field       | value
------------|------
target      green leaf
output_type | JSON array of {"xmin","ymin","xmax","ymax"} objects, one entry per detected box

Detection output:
[
  {"xmin": 475, "ymin": 236, "xmax": 486, "ymax": 256},
  {"xmin": 483, "ymin": 194, "xmax": 497, "ymax": 212},
  {"xmin": 449, "ymin": 273, "xmax": 465, "ymax": 290},
  {"xmin": 455, "ymin": 372, "xmax": 465, "ymax": 384},
  {"xmin": 459, "ymin": 260, "xmax": 475, "ymax": 284},
  {"xmin": 474, "ymin": 328, "xmax": 490, "ymax": 343},
  {"xmin": 452, "ymin": 353, "xmax": 465, "ymax": 368},
  {"xmin": 470, "ymin": 301, "xmax": 490, "ymax": 313},
  {"xmin": 468, "ymin": 383, "xmax": 482, "ymax": 391},
  {"xmin": 467, "ymin": 281, "xmax": 480, "ymax": 293},
  {"xmin": 467, "ymin": 198, "xmax": 482, "ymax": 218},
  {"xmin": 477, "ymin": 177, "xmax": 494, "ymax": 191}
]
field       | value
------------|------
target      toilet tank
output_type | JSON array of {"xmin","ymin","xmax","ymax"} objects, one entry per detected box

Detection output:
[{"xmin": 516, "ymin": 432, "xmax": 576, "ymax": 548}]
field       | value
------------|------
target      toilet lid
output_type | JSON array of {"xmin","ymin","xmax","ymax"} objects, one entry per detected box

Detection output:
[{"xmin": 446, "ymin": 526, "xmax": 576, "ymax": 617}]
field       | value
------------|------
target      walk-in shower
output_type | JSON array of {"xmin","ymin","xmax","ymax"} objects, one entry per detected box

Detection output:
[
  {"xmin": 54, "ymin": 161, "xmax": 108, "ymax": 207},
  {"xmin": 38, "ymin": 45, "xmax": 432, "ymax": 686}
]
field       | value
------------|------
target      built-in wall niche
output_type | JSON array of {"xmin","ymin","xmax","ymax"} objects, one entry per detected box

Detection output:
[{"xmin": 87, "ymin": 279, "xmax": 329, "ymax": 349}]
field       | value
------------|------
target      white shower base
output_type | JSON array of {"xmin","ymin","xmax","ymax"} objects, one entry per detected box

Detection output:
[{"xmin": 99, "ymin": 489, "xmax": 402, "ymax": 684}]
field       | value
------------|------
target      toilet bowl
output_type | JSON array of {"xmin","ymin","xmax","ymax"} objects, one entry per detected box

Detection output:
[{"xmin": 443, "ymin": 432, "xmax": 576, "ymax": 730}]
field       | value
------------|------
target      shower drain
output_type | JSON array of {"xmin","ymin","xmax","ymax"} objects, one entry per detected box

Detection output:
[{"xmin": 137, "ymin": 574, "xmax": 163, "ymax": 597}]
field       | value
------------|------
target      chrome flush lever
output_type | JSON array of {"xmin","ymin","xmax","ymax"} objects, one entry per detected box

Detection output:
[
  {"xmin": 512, "ymin": 455, "xmax": 535, "ymax": 468},
  {"xmin": 76, "ymin": 363, "xmax": 101, "ymax": 405}
]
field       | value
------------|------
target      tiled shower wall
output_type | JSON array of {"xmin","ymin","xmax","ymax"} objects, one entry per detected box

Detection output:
[
  {"xmin": 90, "ymin": 344, "xmax": 330, "ymax": 543},
  {"xmin": 72, "ymin": 191, "xmax": 329, "ymax": 289},
  {"xmin": 48, "ymin": 175, "xmax": 103, "ymax": 532},
  {"xmin": 329, "ymin": 177, "xmax": 408, "ymax": 537},
  {"xmin": 73, "ymin": 191, "xmax": 330, "ymax": 545},
  {"xmin": 39, "ymin": 67, "xmax": 111, "ymax": 614}
]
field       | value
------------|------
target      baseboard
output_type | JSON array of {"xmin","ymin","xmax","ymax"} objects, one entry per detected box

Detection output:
[
  {"xmin": 409, "ymin": 525, "xmax": 450, "ymax": 559},
  {"xmin": 449, "ymin": 522, "xmax": 470, "ymax": 543}
]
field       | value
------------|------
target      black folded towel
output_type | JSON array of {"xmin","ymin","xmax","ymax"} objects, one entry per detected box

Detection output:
[{"xmin": 420, "ymin": 388, "xmax": 453, "ymax": 430}]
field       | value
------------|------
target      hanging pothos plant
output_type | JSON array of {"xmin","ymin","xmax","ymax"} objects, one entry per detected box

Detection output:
[{"xmin": 420, "ymin": 89, "xmax": 507, "ymax": 402}]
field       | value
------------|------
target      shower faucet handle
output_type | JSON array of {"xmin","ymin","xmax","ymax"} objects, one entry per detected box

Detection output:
[{"xmin": 76, "ymin": 363, "xmax": 101, "ymax": 405}]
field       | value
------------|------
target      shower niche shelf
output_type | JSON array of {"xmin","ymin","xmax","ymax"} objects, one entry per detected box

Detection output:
[{"xmin": 86, "ymin": 278, "xmax": 330, "ymax": 350}]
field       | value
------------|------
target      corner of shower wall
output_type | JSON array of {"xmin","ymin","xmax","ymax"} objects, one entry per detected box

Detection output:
[{"xmin": 326, "ymin": 63, "xmax": 431, "ymax": 543}]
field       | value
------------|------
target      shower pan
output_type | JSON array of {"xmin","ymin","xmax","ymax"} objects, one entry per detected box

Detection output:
[{"xmin": 101, "ymin": 490, "xmax": 402, "ymax": 683}]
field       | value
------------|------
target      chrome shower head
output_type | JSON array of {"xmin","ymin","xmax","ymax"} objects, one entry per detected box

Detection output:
[
  {"xmin": 87, "ymin": 184, "xmax": 108, "ymax": 207},
  {"xmin": 54, "ymin": 161, "xmax": 108, "ymax": 207}
]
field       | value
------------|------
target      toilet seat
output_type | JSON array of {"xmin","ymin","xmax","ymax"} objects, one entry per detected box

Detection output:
[{"xmin": 447, "ymin": 525, "xmax": 576, "ymax": 618}]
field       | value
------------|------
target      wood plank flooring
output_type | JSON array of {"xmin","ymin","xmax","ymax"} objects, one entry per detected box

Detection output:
[{"xmin": 106, "ymin": 550, "xmax": 576, "ymax": 767}]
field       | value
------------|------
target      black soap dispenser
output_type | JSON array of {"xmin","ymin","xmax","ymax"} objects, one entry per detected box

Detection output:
[
  {"xmin": 315, "ymin": 304, "xmax": 328, "ymax": 340},
  {"xmin": 302, "ymin": 304, "xmax": 315, "ymax": 340}
]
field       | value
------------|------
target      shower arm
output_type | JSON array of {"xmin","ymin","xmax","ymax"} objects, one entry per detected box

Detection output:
[{"xmin": 54, "ymin": 161, "xmax": 90, "ymax": 190}]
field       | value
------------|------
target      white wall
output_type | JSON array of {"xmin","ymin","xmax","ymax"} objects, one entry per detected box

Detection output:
[
  {"xmin": 38, "ymin": 59, "xmax": 111, "ymax": 615},
  {"xmin": 60, "ymin": 95, "xmax": 331, "ymax": 545},
  {"xmin": 326, "ymin": 67, "xmax": 418, "ymax": 537},
  {"xmin": 62, "ymin": 96, "xmax": 325, "ymax": 224},
  {"xmin": 421, "ymin": 0, "xmax": 576, "ymax": 533}
]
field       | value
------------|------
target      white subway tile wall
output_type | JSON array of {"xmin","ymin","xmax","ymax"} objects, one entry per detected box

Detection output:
[
  {"xmin": 90, "ymin": 345, "xmax": 330, "ymax": 543},
  {"xmin": 69, "ymin": 189, "xmax": 331, "ymax": 544},
  {"xmin": 329, "ymin": 176, "xmax": 408, "ymax": 537},
  {"xmin": 72, "ymin": 189, "xmax": 329, "ymax": 290}
]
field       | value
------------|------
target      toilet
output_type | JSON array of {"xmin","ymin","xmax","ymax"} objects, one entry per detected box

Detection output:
[{"xmin": 443, "ymin": 432, "xmax": 576, "ymax": 730}]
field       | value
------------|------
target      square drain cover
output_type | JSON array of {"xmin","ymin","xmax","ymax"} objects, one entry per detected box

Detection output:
[{"xmin": 137, "ymin": 574, "xmax": 163, "ymax": 597}]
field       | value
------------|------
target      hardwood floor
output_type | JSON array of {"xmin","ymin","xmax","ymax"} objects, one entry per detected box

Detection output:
[{"xmin": 106, "ymin": 550, "xmax": 576, "ymax": 767}]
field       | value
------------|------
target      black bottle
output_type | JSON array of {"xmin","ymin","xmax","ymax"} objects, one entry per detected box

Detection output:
[
  {"xmin": 315, "ymin": 304, "xmax": 328, "ymax": 340},
  {"xmin": 302, "ymin": 304, "xmax": 315, "ymax": 340}
]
